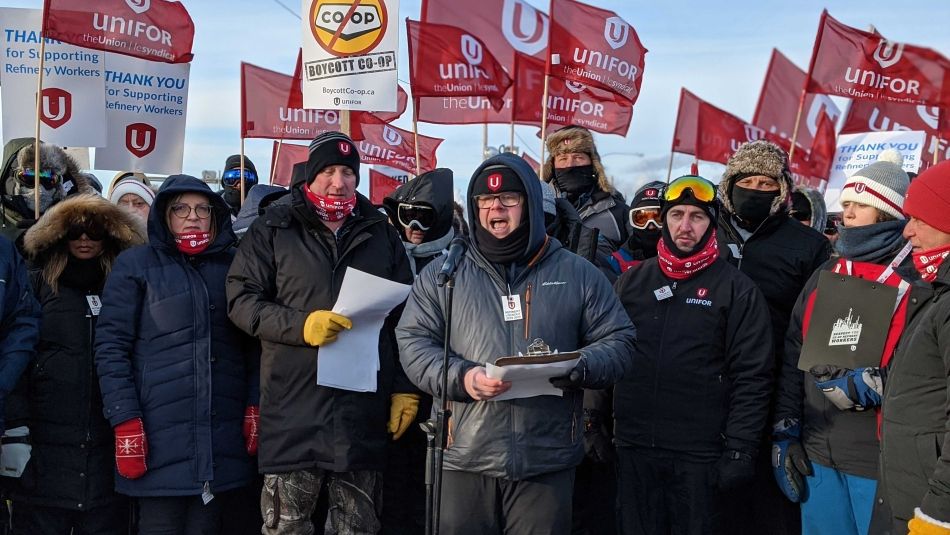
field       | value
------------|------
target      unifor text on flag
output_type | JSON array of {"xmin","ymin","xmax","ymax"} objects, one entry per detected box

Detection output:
[{"xmin": 547, "ymin": 0, "xmax": 647, "ymax": 105}]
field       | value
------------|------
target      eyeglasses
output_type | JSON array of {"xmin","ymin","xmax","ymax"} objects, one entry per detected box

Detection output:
[
  {"xmin": 170, "ymin": 203, "xmax": 213, "ymax": 219},
  {"xmin": 221, "ymin": 168, "xmax": 258, "ymax": 188},
  {"xmin": 397, "ymin": 203, "xmax": 435, "ymax": 231},
  {"xmin": 474, "ymin": 192, "xmax": 523, "ymax": 209},
  {"xmin": 15, "ymin": 168, "xmax": 61, "ymax": 189},
  {"xmin": 66, "ymin": 225, "xmax": 105, "ymax": 241},
  {"xmin": 664, "ymin": 175, "xmax": 716, "ymax": 204},
  {"xmin": 629, "ymin": 206, "xmax": 663, "ymax": 230}
]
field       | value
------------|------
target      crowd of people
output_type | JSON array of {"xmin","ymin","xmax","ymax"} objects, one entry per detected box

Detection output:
[{"xmin": 0, "ymin": 128, "xmax": 948, "ymax": 535}]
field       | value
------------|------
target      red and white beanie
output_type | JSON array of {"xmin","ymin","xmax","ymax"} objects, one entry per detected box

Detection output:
[{"xmin": 839, "ymin": 149, "xmax": 909, "ymax": 220}]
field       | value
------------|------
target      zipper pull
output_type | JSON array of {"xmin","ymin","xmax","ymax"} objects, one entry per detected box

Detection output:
[{"xmin": 201, "ymin": 481, "xmax": 214, "ymax": 504}]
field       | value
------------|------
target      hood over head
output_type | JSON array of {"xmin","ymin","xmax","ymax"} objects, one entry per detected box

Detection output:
[
  {"xmin": 1, "ymin": 138, "xmax": 92, "ymax": 223},
  {"xmin": 383, "ymin": 168, "xmax": 454, "ymax": 242},
  {"xmin": 233, "ymin": 184, "xmax": 288, "ymax": 236},
  {"xmin": 149, "ymin": 174, "xmax": 236, "ymax": 254}
]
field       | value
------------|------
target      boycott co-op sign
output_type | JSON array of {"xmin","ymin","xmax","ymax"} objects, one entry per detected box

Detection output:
[{"xmin": 301, "ymin": 0, "xmax": 399, "ymax": 112}]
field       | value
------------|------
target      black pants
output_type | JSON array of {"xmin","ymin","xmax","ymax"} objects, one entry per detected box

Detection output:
[
  {"xmin": 440, "ymin": 468, "xmax": 574, "ymax": 535},
  {"xmin": 137, "ymin": 495, "xmax": 222, "ymax": 535},
  {"xmin": 616, "ymin": 446, "xmax": 719, "ymax": 535},
  {"xmin": 13, "ymin": 500, "xmax": 129, "ymax": 535},
  {"xmin": 718, "ymin": 447, "xmax": 801, "ymax": 535},
  {"xmin": 572, "ymin": 457, "xmax": 617, "ymax": 535}
]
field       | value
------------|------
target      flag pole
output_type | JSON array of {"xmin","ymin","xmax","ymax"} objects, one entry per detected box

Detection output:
[
  {"xmin": 509, "ymin": 122, "xmax": 515, "ymax": 153},
  {"xmin": 666, "ymin": 152, "xmax": 674, "ymax": 183},
  {"xmin": 33, "ymin": 20, "xmax": 49, "ymax": 221},
  {"xmin": 936, "ymin": 109, "xmax": 942, "ymax": 166},
  {"xmin": 482, "ymin": 123, "xmax": 488, "ymax": 161},
  {"xmin": 539, "ymin": 73, "xmax": 551, "ymax": 179},
  {"xmin": 413, "ymin": 116, "xmax": 421, "ymax": 177},
  {"xmin": 341, "ymin": 109, "xmax": 351, "ymax": 137},
  {"xmin": 788, "ymin": 89, "xmax": 807, "ymax": 162},
  {"xmin": 271, "ymin": 140, "xmax": 283, "ymax": 184},
  {"xmin": 239, "ymin": 138, "xmax": 246, "ymax": 203}
]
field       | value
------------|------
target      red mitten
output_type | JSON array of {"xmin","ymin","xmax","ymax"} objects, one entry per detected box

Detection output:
[
  {"xmin": 243, "ymin": 406, "xmax": 260, "ymax": 456},
  {"xmin": 114, "ymin": 418, "xmax": 147, "ymax": 479}
]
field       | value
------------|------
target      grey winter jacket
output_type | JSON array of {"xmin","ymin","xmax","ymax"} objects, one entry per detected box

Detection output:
[{"xmin": 396, "ymin": 153, "xmax": 636, "ymax": 481}]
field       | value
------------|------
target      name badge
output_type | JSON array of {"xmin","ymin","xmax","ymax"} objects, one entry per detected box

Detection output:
[
  {"xmin": 86, "ymin": 295, "xmax": 102, "ymax": 316},
  {"xmin": 501, "ymin": 294, "xmax": 523, "ymax": 321},
  {"xmin": 654, "ymin": 286, "xmax": 673, "ymax": 301}
]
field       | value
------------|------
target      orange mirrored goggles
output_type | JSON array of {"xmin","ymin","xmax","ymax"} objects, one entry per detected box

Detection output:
[
  {"xmin": 664, "ymin": 175, "xmax": 717, "ymax": 204},
  {"xmin": 629, "ymin": 207, "xmax": 662, "ymax": 230}
]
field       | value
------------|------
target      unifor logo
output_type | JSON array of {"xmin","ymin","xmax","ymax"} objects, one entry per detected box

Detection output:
[
  {"xmin": 697, "ymin": 288, "xmax": 708, "ymax": 298},
  {"xmin": 917, "ymin": 106, "xmax": 940, "ymax": 130},
  {"xmin": 873, "ymin": 39, "xmax": 904, "ymax": 69},
  {"xmin": 126, "ymin": 123, "xmax": 157, "ymax": 158},
  {"xmin": 854, "ymin": 183, "xmax": 866, "ymax": 193},
  {"xmin": 125, "ymin": 0, "xmax": 150, "ymax": 14},
  {"xmin": 603, "ymin": 16, "xmax": 629, "ymax": 50},
  {"xmin": 644, "ymin": 188, "xmax": 657, "ymax": 197},
  {"xmin": 40, "ymin": 87, "xmax": 71, "ymax": 129},
  {"xmin": 461, "ymin": 34, "xmax": 483, "ymax": 66},
  {"xmin": 565, "ymin": 80, "xmax": 586, "ymax": 94},
  {"xmin": 501, "ymin": 0, "xmax": 547, "ymax": 57},
  {"xmin": 338, "ymin": 141, "xmax": 352, "ymax": 155},
  {"xmin": 506, "ymin": 296, "xmax": 516, "ymax": 310},
  {"xmin": 488, "ymin": 172, "xmax": 502, "ymax": 191},
  {"xmin": 382, "ymin": 125, "xmax": 402, "ymax": 146}
]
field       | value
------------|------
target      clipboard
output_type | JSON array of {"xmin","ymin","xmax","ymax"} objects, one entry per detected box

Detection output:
[{"xmin": 494, "ymin": 352, "xmax": 581, "ymax": 367}]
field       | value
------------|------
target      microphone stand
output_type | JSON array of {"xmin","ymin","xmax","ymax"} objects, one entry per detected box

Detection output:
[{"xmin": 422, "ymin": 272, "xmax": 457, "ymax": 535}]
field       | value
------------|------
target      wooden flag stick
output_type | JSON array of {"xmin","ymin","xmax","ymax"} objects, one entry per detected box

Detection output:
[
  {"xmin": 787, "ymin": 88, "xmax": 807, "ymax": 162},
  {"xmin": 509, "ymin": 122, "xmax": 515, "ymax": 153},
  {"xmin": 271, "ymin": 139, "xmax": 283, "ymax": 184},
  {"xmin": 239, "ymin": 138, "xmax": 246, "ymax": 203},
  {"xmin": 482, "ymin": 123, "xmax": 488, "ymax": 161},
  {"xmin": 33, "ymin": 30, "xmax": 49, "ymax": 220},
  {"xmin": 539, "ymin": 73, "xmax": 551, "ymax": 179},
  {"xmin": 413, "ymin": 115, "xmax": 421, "ymax": 177},
  {"xmin": 666, "ymin": 152, "xmax": 675, "ymax": 183},
  {"xmin": 341, "ymin": 110, "xmax": 351, "ymax": 137}
]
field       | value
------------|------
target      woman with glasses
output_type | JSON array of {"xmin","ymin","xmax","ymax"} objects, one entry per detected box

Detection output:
[
  {"xmin": 94, "ymin": 175, "xmax": 260, "ymax": 535},
  {"xmin": 8, "ymin": 194, "xmax": 144, "ymax": 533}
]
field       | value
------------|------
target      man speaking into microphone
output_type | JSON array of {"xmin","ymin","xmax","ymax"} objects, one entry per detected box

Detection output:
[{"xmin": 397, "ymin": 153, "xmax": 636, "ymax": 535}]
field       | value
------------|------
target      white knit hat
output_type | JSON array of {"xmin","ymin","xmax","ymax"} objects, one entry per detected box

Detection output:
[
  {"xmin": 109, "ymin": 177, "xmax": 155, "ymax": 206},
  {"xmin": 838, "ymin": 150, "xmax": 909, "ymax": 220}
]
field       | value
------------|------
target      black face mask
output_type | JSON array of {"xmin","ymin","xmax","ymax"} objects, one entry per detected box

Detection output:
[
  {"xmin": 731, "ymin": 186, "xmax": 779, "ymax": 229},
  {"xmin": 553, "ymin": 165, "xmax": 597, "ymax": 198},
  {"xmin": 625, "ymin": 227, "xmax": 661, "ymax": 258},
  {"xmin": 222, "ymin": 188, "xmax": 243, "ymax": 209}
]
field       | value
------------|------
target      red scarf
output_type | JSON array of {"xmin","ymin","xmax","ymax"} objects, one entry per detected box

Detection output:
[
  {"xmin": 303, "ymin": 186, "xmax": 356, "ymax": 222},
  {"xmin": 656, "ymin": 230, "xmax": 719, "ymax": 280},
  {"xmin": 913, "ymin": 244, "xmax": 950, "ymax": 282},
  {"xmin": 175, "ymin": 232, "xmax": 211, "ymax": 255}
]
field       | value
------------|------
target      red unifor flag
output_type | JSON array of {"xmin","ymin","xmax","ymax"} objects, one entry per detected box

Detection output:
[
  {"xmin": 671, "ymin": 88, "xmax": 701, "ymax": 155},
  {"xmin": 513, "ymin": 52, "xmax": 632, "ymax": 135},
  {"xmin": 805, "ymin": 10, "xmax": 950, "ymax": 108},
  {"xmin": 841, "ymin": 100, "xmax": 950, "ymax": 161},
  {"xmin": 242, "ymin": 62, "xmax": 342, "ymax": 141},
  {"xmin": 270, "ymin": 141, "xmax": 309, "ymax": 187},
  {"xmin": 753, "ymin": 48, "xmax": 841, "ymax": 148},
  {"xmin": 547, "ymin": 0, "xmax": 647, "ymax": 105},
  {"xmin": 43, "ymin": 0, "xmax": 194, "ymax": 63},
  {"xmin": 407, "ymin": 20, "xmax": 513, "ymax": 112},
  {"xmin": 356, "ymin": 122, "xmax": 443, "ymax": 175},
  {"xmin": 369, "ymin": 168, "xmax": 408, "ymax": 205}
]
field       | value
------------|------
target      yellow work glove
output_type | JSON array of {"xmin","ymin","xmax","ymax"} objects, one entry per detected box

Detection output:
[
  {"xmin": 388, "ymin": 393, "xmax": 420, "ymax": 440},
  {"xmin": 909, "ymin": 508, "xmax": 950, "ymax": 535},
  {"xmin": 302, "ymin": 310, "xmax": 352, "ymax": 346}
]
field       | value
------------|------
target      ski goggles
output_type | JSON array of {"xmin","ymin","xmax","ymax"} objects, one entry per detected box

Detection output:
[
  {"xmin": 66, "ymin": 224, "xmax": 106, "ymax": 241},
  {"xmin": 221, "ymin": 168, "xmax": 258, "ymax": 188},
  {"xmin": 397, "ymin": 203, "xmax": 436, "ymax": 231},
  {"xmin": 629, "ymin": 206, "xmax": 663, "ymax": 230},
  {"xmin": 15, "ymin": 168, "xmax": 61, "ymax": 189},
  {"xmin": 663, "ymin": 175, "xmax": 716, "ymax": 204}
]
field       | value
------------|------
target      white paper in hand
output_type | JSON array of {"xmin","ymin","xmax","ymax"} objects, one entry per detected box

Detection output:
[
  {"xmin": 316, "ymin": 268, "xmax": 411, "ymax": 392},
  {"xmin": 485, "ymin": 356, "xmax": 580, "ymax": 401}
]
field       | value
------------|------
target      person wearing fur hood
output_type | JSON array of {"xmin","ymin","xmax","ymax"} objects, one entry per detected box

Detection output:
[
  {"xmin": 6, "ymin": 194, "xmax": 144, "ymax": 533},
  {"xmin": 0, "ymin": 139, "xmax": 96, "ymax": 245},
  {"xmin": 542, "ymin": 126, "xmax": 630, "ymax": 247}
]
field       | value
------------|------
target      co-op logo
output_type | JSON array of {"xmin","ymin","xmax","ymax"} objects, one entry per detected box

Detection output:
[
  {"xmin": 125, "ymin": 0, "xmax": 150, "ymax": 14},
  {"xmin": 40, "ymin": 88, "xmax": 72, "ymax": 130},
  {"xmin": 603, "ymin": 16, "xmax": 629, "ymax": 50},
  {"xmin": 382, "ymin": 125, "xmax": 402, "ymax": 146},
  {"xmin": 461, "ymin": 35, "xmax": 483, "ymax": 65},
  {"xmin": 126, "ymin": 123, "xmax": 157, "ymax": 158},
  {"xmin": 310, "ymin": 0, "xmax": 387, "ymax": 57},
  {"xmin": 873, "ymin": 39, "xmax": 904, "ymax": 69},
  {"xmin": 501, "ymin": 0, "xmax": 548, "ymax": 57}
]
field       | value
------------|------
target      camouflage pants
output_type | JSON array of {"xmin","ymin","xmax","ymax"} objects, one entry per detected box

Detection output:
[{"xmin": 261, "ymin": 469, "xmax": 382, "ymax": 535}]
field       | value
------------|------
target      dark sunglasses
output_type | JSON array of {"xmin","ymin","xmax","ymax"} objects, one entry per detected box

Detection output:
[
  {"xmin": 16, "ymin": 168, "xmax": 61, "ymax": 189},
  {"xmin": 397, "ymin": 203, "xmax": 436, "ymax": 231},
  {"xmin": 66, "ymin": 225, "xmax": 106, "ymax": 241},
  {"xmin": 221, "ymin": 169, "xmax": 258, "ymax": 188}
]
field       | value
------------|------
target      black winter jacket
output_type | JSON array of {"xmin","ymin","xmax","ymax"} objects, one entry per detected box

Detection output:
[
  {"xmin": 227, "ymin": 185, "xmax": 414, "ymax": 474},
  {"xmin": 613, "ymin": 257, "xmax": 773, "ymax": 460}
]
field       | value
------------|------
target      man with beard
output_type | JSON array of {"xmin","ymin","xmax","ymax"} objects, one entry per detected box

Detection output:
[
  {"xmin": 608, "ymin": 181, "xmax": 666, "ymax": 275},
  {"xmin": 613, "ymin": 175, "xmax": 773, "ymax": 534},
  {"xmin": 0, "ymin": 139, "xmax": 95, "ymax": 245},
  {"xmin": 716, "ymin": 140, "xmax": 832, "ymax": 535},
  {"xmin": 219, "ymin": 155, "xmax": 259, "ymax": 217},
  {"xmin": 542, "ymin": 126, "xmax": 630, "ymax": 248}
]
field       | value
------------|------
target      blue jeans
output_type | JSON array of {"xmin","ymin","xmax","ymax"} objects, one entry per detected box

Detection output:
[{"xmin": 801, "ymin": 462, "xmax": 877, "ymax": 535}]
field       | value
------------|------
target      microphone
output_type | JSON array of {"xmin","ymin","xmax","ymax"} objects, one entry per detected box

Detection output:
[{"xmin": 437, "ymin": 238, "xmax": 469, "ymax": 287}]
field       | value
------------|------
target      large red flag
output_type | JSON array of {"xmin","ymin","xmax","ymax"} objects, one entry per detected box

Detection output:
[
  {"xmin": 547, "ymin": 0, "xmax": 647, "ymax": 105},
  {"xmin": 512, "ymin": 53, "xmax": 631, "ymax": 135},
  {"xmin": 841, "ymin": 100, "xmax": 950, "ymax": 161},
  {"xmin": 753, "ymin": 49, "xmax": 841, "ymax": 147},
  {"xmin": 671, "ymin": 88, "xmax": 701, "ymax": 155},
  {"xmin": 270, "ymin": 142, "xmax": 309, "ymax": 187},
  {"xmin": 369, "ymin": 168, "xmax": 408, "ymax": 205},
  {"xmin": 806, "ymin": 10, "xmax": 950, "ymax": 108},
  {"xmin": 407, "ymin": 20, "xmax": 513, "ymax": 112},
  {"xmin": 356, "ymin": 122, "xmax": 443, "ymax": 175},
  {"xmin": 43, "ymin": 0, "xmax": 194, "ymax": 63},
  {"xmin": 242, "ymin": 62, "xmax": 342, "ymax": 140}
]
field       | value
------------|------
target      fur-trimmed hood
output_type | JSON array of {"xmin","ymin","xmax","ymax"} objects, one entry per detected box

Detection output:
[
  {"xmin": 541, "ymin": 126, "xmax": 613, "ymax": 193},
  {"xmin": 718, "ymin": 140, "xmax": 793, "ymax": 217},
  {"xmin": 23, "ymin": 193, "xmax": 145, "ymax": 259},
  {"xmin": 795, "ymin": 186, "xmax": 827, "ymax": 231},
  {"xmin": 1, "ymin": 139, "xmax": 95, "ymax": 226}
]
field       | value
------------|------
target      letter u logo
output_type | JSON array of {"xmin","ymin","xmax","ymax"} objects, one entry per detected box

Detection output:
[
  {"xmin": 382, "ymin": 126, "xmax": 402, "ymax": 146},
  {"xmin": 501, "ymin": 0, "xmax": 548, "ymax": 56},
  {"xmin": 126, "ymin": 122, "xmax": 157, "ymax": 158},
  {"xmin": 338, "ymin": 141, "xmax": 352, "ymax": 155},
  {"xmin": 125, "ymin": 0, "xmax": 150, "ymax": 14},
  {"xmin": 461, "ymin": 35, "xmax": 483, "ymax": 65},
  {"xmin": 873, "ymin": 39, "xmax": 904, "ymax": 69},
  {"xmin": 603, "ymin": 17, "xmax": 629, "ymax": 50},
  {"xmin": 40, "ymin": 88, "xmax": 71, "ymax": 129},
  {"xmin": 488, "ymin": 172, "xmax": 502, "ymax": 191}
]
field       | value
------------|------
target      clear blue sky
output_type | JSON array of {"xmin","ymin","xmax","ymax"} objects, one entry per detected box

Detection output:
[{"xmin": 1, "ymin": 0, "xmax": 948, "ymax": 198}]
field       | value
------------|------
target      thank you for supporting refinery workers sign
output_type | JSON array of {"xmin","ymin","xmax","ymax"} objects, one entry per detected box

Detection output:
[
  {"xmin": 95, "ymin": 52, "xmax": 189, "ymax": 174},
  {"xmin": 0, "ymin": 8, "xmax": 106, "ymax": 146},
  {"xmin": 301, "ymin": 0, "xmax": 399, "ymax": 112},
  {"xmin": 824, "ymin": 130, "xmax": 926, "ymax": 211}
]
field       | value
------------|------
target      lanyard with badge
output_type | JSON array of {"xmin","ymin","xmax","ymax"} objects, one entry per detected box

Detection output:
[{"xmin": 501, "ymin": 283, "xmax": 523, "ymax": 321}]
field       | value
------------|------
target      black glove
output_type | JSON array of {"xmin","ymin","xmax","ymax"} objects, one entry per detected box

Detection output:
[
  {"xmin": 583, "ymin": 409, "xmax": 615, "ymax": 464},
  {"xmin": 715, "ymin": 449, "xmax": 755, "ymax": 491},
  {"xmin": 549, "ymin": 360, "xmax": 588, "ymax": 391}
]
